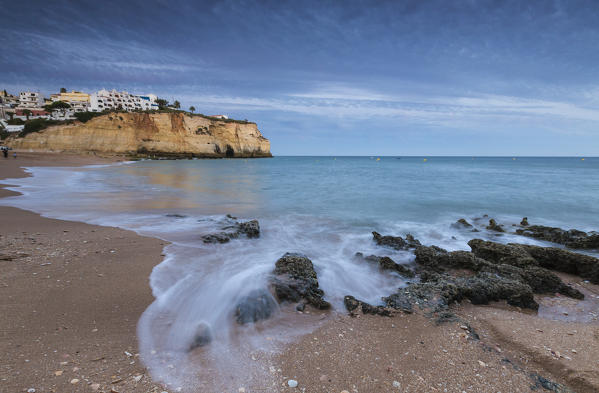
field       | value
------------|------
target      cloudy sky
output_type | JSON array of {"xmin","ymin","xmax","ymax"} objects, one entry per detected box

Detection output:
[{"xmin": 2, "ymin": 0, "xmax": 598, "ymax": 155}]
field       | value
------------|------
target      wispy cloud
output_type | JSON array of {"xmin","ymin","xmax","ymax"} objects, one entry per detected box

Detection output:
[{"xmin": 176, "ymin": 85, "xmax": 599, "ymax": 131}]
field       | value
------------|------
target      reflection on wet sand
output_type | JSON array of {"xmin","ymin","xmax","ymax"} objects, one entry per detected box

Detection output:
[{"xmin": 109, "ymin": 160, "xmax": 264, "ymax": 215}]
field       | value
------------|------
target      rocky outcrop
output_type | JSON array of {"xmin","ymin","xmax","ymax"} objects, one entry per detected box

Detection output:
[
  {"xmin": 344, "ymin": 295, "xmax": 393, "ymax": 316},
  {"xmin": 372, "ymin": 231, "xmax": 421, "ymax": 250},
  {"xmin": 467, "ymin": 239, "xmax": 536, "ymax": 267},
  {"xmin": 486, "ymin": 219, "xmax": 504, "ymax": 232},
  {"xmin": 6, "ymin": 112, "xmax": 271, "ymax": 158},
  {"xmin": 360, "ymin": 238, "xmax": 588, "ymax": 316},
  {"xmin": 453, "ymin": 218, "xmax": 473, "ymax": 228},
  {"xmin": 384, "ymin": 271, "xmax": 539, "ymax": 311},
  {"xmin": 469, "ymin": 239, "xmax": 599, "ymax": 284},
  {"xmin": 201, "ymin": 217, "xmax": 261, "ymax": 244},
  {"xmin": 355, "ymin": 252, "xmax": 415, "ymax": 277},
  {"xmin": 417, "ymin": 244, "xmax": 583, "ymax": 301},
  {"xmin": 270, "ymin": 253, "xmax": 331, "ymax": 310},
  {"xmin": 515, "ymin": 224, "xmax": 599, "ymax": 249}
]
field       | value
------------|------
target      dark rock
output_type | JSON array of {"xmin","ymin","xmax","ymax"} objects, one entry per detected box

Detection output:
[
  {"xmin": 344, "ymin": 295, "xmax": 393, "ymax": 316},
  {"xmin": 166, "ymin": 214, "xmax": 187, "ymax": 218},
  {"xmin": 414, "ymin": 246, "xmax": 488, "ymax": 272},
  {"xmin": 413, "ymin": 242, "xmax": 583, "ymax": 301},
  {"xmin": 520, "ymin": 217, "xmax": 529, "ymax": 226},
  {"xmin": 201, "ymin": 232, "xmax": 233, "ymax": 244},
  {"xmin": 486, "ymin": 219, "xmax": 504, "ymax": 232},
  {"xmin": 237, "ymin": 219, "xmax": 260, "ymax": 238},
  {"xmin": 372, "ymin": 231, "xmax": 421, "ymax": 250},
  {"xmin": 296, "ymin": 302, "xmax": 305, "ymax": 311},
  {"xmin": 201, "ymin": 217, "xmax": 261, "ymax": 243},
  {"xmin": 435, "ymin": 312, "xmax": 459, "ymax": 324},
  {"xmin": 517, "ymin": 266, "xmax": 583, "ymax": 299},
  {"xmin": 234, "ymin": 289, "xmax": 278, "ymax": 324},
  {"xmin": 529, "ymin": 373, "xmax": 574, "ymax": 393},
  {"xmin": 515, "ymin": 224, "xmax": 599, "ymax": 249},
  {"xmin": 356, "ymin": 253, "xmax": 415, "ymax": 277},
  {"xmin": 453, "ymin": 218, "xmax": 473, "ymax": 228},
  {"xmin": 271, "ymin": 253, "xmax": 331, "ymax": 309},
  {"xmin": 468, "ymin": 239, "xmax": 537, "ymax": 268},
  {"xmin": 385, "ymin": 271, "xmax": 538, "ymax": 312},
  {"xmin": 470, "ymin": 238, "xmax": 599, "ymax": 284},
  {"xmin": 190, "ymin": 322, "xmax": 213, "ymax": 350},
  {"xmin": 519, "ymin": 244, "xmax": 599, "ymax": 285},
  {"xmin": 405, "ymin": 234, "xmax": 422, "ymax": 248}
]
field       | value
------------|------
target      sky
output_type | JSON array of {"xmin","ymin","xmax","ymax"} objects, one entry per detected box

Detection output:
[{"xmin": 1, "ymin": 0, "xmax": 599, "ymax": 156}]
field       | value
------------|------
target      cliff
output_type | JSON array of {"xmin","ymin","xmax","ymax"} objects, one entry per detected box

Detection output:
[{"xmin": 6, "ymin": 112, "xmax": 271, "ymax": 158}]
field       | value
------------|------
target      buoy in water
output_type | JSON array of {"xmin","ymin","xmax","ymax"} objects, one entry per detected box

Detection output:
[
  {"xmin": 376, "ymin": 158, "xmax": 380, "ymax": 161},
  {"xmin": 423, "ymin": 158, "xmax": 427, "ymax": 162}
]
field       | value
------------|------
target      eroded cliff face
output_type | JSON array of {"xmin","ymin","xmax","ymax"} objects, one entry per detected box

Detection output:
[{"xmin": 7, "ymin": 113, "xmax": 271, "ymax": 158}]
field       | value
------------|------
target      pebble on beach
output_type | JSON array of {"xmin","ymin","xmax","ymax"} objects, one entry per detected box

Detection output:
[{"xmin": 287, "ymin": 379, "xmax": 298, "ymax": 388}]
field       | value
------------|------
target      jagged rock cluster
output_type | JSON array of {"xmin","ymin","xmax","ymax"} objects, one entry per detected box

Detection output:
[
  {"xmin": 516, "ymin": 225, "xmax": 599, "ymax": 249},
  {"xmin": 372, "ymin": 231, "xmax": 422, "ymax": 250},
  {"xmin": 346, "ymin": 227, "xmax": 598, "ymax": 316},
  {"xmin": 355, "ymin": 252, "xmax": 415, "ymax": 277},
  {"xmin": 201, "ymin": 215, "xmax": 260, "ymax": 243},
  {"xmin": 454, "ymin": 216, "xmax": 599, "ymax": 250},
  {"xmin": 192, "ymin": 214, "xmax": 598, "ymax": 351}
]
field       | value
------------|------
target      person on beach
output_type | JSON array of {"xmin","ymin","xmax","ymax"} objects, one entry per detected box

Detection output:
[
  {"xmin": 2, "ymin": 147, "xmax": 7, "ymax": 159},
  {"xmin": 13, "ymin": 151, "xmax": 16, "ymax": 159}
]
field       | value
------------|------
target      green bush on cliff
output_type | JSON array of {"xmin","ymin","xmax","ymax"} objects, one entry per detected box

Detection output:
[
  {"xmin": 19, "ymin": 119, "xmax": 72, "ymax": 138},
  {"xmin": 7, "ymin": 118, "xmax": 25, "ymax": 125},
  {"xmin": 74, "ymin": 111, "xmax": 105, "ymax": 123}
]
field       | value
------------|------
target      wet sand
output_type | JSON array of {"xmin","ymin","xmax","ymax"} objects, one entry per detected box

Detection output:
[
  {"xmin": 0, "ymin": 153, "xmax": 168, "ymax": 392},
  {"xmin": 1, "ymin": 153, "xmax": 598, "ymax": 393}
]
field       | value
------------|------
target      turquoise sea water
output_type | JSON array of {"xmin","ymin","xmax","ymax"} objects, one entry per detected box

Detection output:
[
  {"xmin": 5, "ymin": 156, "xmax": 598, "ymax": 227},
  {"xmin": 1, "ymin": 156, "xmax": 598, "ymax": 390}
]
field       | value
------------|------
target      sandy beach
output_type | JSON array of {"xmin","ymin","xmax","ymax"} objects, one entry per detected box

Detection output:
[
  {"xmin": 0, "ymin": 153, "xmax": 168, "ymax": 392},
  {"xmin": 1, "ymin": 153, "xmax": 598, "ymax": 393}
]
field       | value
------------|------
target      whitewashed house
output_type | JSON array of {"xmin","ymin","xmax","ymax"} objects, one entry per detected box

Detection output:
[{"xmin": 19, "ymin": 92, "xmax": 44, "ymax": 108}]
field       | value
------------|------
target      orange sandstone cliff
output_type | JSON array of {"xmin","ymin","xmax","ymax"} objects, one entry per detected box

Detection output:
[{"xmin": 7, "ymin": 112, "xmax": 271, "ymax": 158}]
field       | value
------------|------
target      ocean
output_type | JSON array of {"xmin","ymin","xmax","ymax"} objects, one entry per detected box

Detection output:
[{"xmin": 2, "ymin": 156, "xmax": 598, "ymax": 389}]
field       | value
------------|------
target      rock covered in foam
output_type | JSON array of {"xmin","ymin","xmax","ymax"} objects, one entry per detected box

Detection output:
[
  {"xmin": 189, "ymin": 322, "xmax": 213, "ymax": 350},
  {"xmin": 372, "ymin": 231, "xmax": 421, "ymax": 250},
  {"xmin": 486, "ymin": 218, "xmax": 505, "ymax": 232},
  {"xmin": 355, "ymin": 252, "xmax": 415, "ymax": 277},
  {"xmin": 201, "ymin": 216, "xmax": 261, "ymax": 244},
  {"xmin": 234, "ymin": 289, "xmax": 278, "ymax": 324}
]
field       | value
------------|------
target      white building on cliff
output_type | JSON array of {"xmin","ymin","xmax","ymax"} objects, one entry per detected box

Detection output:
[
  {"xmin": 89, "ymin": 89, "xmax": 158, "ymax": 112},
  {"xmin": 19, "ymin": 92, "xmax": 44, "ymax": 108}
]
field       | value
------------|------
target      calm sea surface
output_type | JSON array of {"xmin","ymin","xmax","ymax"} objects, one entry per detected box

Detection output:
[{"xmin": 2, "ymin": 156, "xmax": 598, "ymax": 389}]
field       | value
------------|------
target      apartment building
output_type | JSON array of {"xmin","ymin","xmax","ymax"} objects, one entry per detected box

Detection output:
[
  {"xmin": 89, "ymin": 89, "xmax": 158, "ymax": 112},
  {"xmin": 50, "ymin": 90, "xmax": 91, "ymax": 113},
  {"xmin": 18, "ymin": 91, "xmax": 44, "ymax": 108}
]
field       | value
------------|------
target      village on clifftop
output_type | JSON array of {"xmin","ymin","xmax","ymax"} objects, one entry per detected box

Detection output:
[{"xmin": 0, "ymin": 89, "xmax": 228, "ymax": 134}]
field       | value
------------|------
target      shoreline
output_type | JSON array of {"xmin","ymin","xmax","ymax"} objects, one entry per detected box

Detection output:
[
  {"xmin": 1, "ymin": 153, "xmax": 598, "ymax": 392},
  {"xmin": 0, "ymin": 153, "xmax": 167, "ymax": 392}
]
